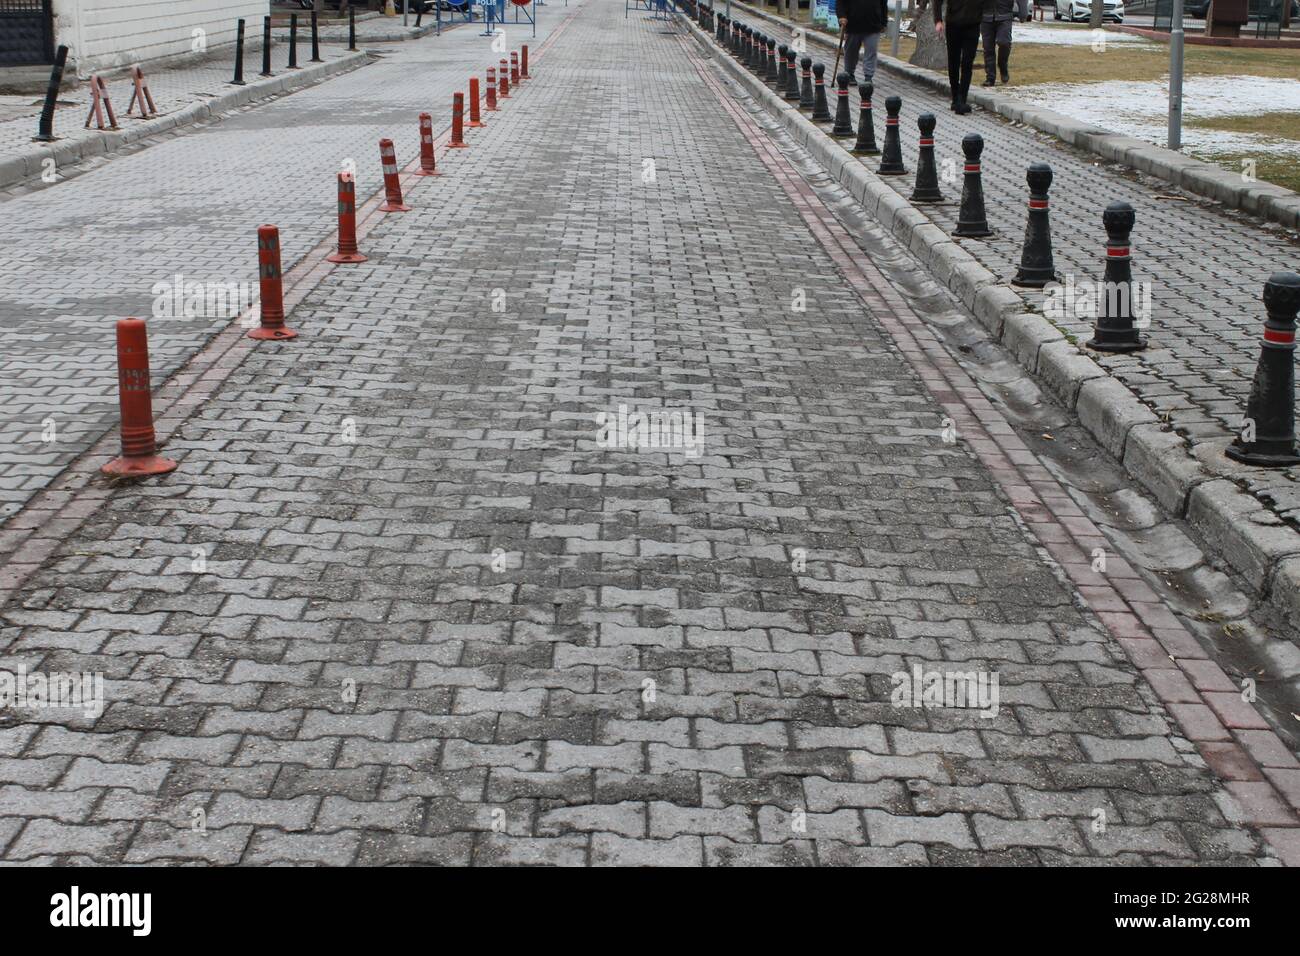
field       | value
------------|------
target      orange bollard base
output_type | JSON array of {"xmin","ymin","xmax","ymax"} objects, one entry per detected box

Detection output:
[
  {"xmin": 247, "ymin": 325, "xmax": 299, "ymax": 340},
  {"xmin": 447, "ymin": 142, "xmax": 467, "ymax": 150},
  {"xmin": 469, "ymin": 119, "xmax": 485, "ymax": 129},
  {"xmin": 326, "ymin": 250, "xmax": 369, "ymax": 263},
  {"xmin": 102, "ymin": 453, "xmax": 178, "ymax": 478},
  {"xmin": 379, "ymin": 199, "xmax": 411, "ymax": 212},
  {"xmin": 413, "ymin": 167, "xmax": 441, "ymax": 178}
]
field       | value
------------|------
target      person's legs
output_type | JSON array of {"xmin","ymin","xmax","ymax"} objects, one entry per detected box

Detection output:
[
  {"xmin": 958, "ymin": 24, "xmax": 980, "ymax": 102},
  {"xmin": 842, "ymin": 32, "xmax": 865, "ymax": 85},
  {"xmin": 859, "ymin": 31, "xmax": 881, "ymax": 84},
  {"xmin": 944, "ymin": 28, "xmax": 963, "ymax": 106},
  {"xmin": 997, "ymin": 19, "xmax": 1013, "ymax": 82},
  {"xmin": 980, "ymin": 20, "xmax": 997, "ymax": 86}
]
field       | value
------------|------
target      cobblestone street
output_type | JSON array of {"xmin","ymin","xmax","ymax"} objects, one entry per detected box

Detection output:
[{"xmin": 0, "ymin": 0, "xmax": 1297, "ymax": 868}]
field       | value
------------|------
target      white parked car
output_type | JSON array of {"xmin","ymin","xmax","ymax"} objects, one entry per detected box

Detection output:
[{"xmin": 1054, "ymin": 0, "xmax": 1126, "ymax": 21}]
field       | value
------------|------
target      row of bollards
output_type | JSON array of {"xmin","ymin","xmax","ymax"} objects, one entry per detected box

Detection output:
[
  {"xmin": 231, "ymin": 12, "xmax": 328, "ymax": 87},
  {"xmin": 705, "ymin": 12, "xmax": 1300, "ymax": 468},
  {"xmin": 106, "ymin": 47, "xmax": 534, "ymax": 479}
]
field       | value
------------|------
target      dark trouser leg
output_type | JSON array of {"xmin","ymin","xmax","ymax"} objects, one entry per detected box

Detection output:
[
  {"xmin": 944, "ymin": 28, "xmax": 963, "ymax": 103},
  {"xmin": 843, "ymin": 32, "xmax": 864, "ymax": 80},
  {"xmin": 956, "ymin": 24, "xmax": 979, "ymax": 102},
  {"xmin": 980, "ymin": 20, "xmax": 997, "ymax": 82}
]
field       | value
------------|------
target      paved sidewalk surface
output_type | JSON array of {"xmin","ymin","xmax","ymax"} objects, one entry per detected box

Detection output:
[
  {"xmin": 726, "ymin": 4, "xmax": 1300, "ymax": 524},
  {"xmin": 0, "ymin": 12, "xmax": 564, "ymax": 521},
  {"xmin": 0, "ymin": 0, "xmax": 1287, "ymax": 865}
]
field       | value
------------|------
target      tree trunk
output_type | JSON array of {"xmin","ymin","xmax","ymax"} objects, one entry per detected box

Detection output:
[
  {"xmin": 1090, "ymin": 0, "xmax": 1104, "ymax": 27},
  {"xmin": 910, "ymin": 0, "xmax": 948, "ymax": 70}
]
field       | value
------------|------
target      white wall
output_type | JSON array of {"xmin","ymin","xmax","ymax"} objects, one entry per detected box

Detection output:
[{"xmin": 53, "ymin": 0, "xmax": 271, "ymax": 76}]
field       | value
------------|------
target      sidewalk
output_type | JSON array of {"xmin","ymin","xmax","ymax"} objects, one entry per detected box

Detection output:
[
  {"xmin": 0, "ymin": 0, "xmax": 1292, "ymax": 866},
  {"xmin": 722, "ymin": 2, "xmax": 1300, "ymax": 626},
  {"xmin": 0, "ymin": 10, "xmax": 570, "ymax": 524}
]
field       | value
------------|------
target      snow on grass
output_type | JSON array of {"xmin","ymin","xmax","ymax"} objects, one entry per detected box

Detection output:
[{"xmin": 1015, "ymin": 21, "xmax": 1157, "ymax": 45}]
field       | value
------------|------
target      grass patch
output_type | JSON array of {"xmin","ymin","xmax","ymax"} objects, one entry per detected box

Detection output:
[
  {"xmin": 1003, "ymin": 35, "xmax": 1300, "ymax": 85},
  {"xmin": 1184, "ymin": 112, "xmax": 1300, "ymax": 192}
]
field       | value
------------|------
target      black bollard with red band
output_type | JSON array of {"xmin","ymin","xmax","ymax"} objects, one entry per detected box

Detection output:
[
  {"xmin": 1012, "ymin": 163, "xmax": 1058, "ymax": 287},
  {"xmin": 765, "ymin": 38, "xmax": 779, "ymax": 84},
  {"xmin": 953, "ymin": 133, "xmax": 992, "ymax": 238},
  {"xmin": 1086, "ymin": 201, "xmax": 1147, "ymax": 352},
  {"xmin": 799, "ymin": 57, "xmax": 814, "ymax": 110},
  {"xmin": 1227, "ymin": 272, "xmax": 1300, "ymax": 467},
  {"xmin": 811, "ymin": 63, "xmax": 831, "ymax": 121},
  {"xmin": 784, "ymin": 50, "xmax": 801, "ymax": 102},
  {"xmin": 910, "ymin": 113, "xmax": 943, "ymax": 203},
  {"xmin": 831, "ymin": 72, "xmax": 854, "ymax": 138},
  {"xmin": 777, "ymin": 44, "xmax": 789, "ymax": 91},
  {"xmin": 852, "ymin": 81, "xmax": 879, "ymax": 155},
  {"xmin": 878, "ymin": 95, "xmax": 905, "ymax": 174}
]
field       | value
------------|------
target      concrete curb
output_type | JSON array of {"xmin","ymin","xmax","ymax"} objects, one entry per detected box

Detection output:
[
  {"xmin": 682, "ymin": 10, "xmax": 1300, "ymax": 630},
  {"xmin": 729, "ymin": 2, "xmax": 1300, "ymax": 231},
  {"xmin": 0, "ymin": 51, "xmax": 371, "ymax": 193}
]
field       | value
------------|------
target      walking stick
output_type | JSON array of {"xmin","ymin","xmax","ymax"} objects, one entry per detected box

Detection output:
[{"xmin": 831, "ymin": 29, "xmax": 845, "ymax": 82}]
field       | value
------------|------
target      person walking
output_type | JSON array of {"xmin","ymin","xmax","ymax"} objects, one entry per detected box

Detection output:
[
  {"xmin": 933, "ymin": 0, "xmax": 991, "ymax": 114},
  {"xmin": 981, "ymin": 0, "xmax": 1030, "ymax": 87},
  {"xmin": 837, "ymin": 0, "xmax": 890, "ymax": 88}
]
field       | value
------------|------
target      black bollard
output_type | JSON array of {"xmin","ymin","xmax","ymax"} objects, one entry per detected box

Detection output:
[
  {"xmin": 717, "ymin": 15, "xmax": 726, "ymax": 43},
  {"xmin": 1087, "ymin": 202, "xmax": 1148, "ymax": 352},
  {"xmin": 755, "ymin": 33, "xmax": 767, "ymax": 74},
  {"xmin": 1227, "ymin": 273, "xmax": 1300, "ymax": 467},
  {"xmin": 851, "ymin": 81, "xmax": 879, "ymax": 155},
  {"xmin": 910, "ymin": 114, "xmax": 943, "ymax": 203},
  {"xmin": 784, "ymin": 51, "xmax": 801, "ymax": 102},
  {"xmin": 799, "ymin": 57, "xmax": 814, "ymax": 110},
  {"xmin": 877, "ymin": 95, "xmax": 905, "ymax": 175},
  {"xmin": 34, "ymin": 45, "xmax": 68, "ymax": 142},
  {"xmin": 831, "ymin": 73, "xmax": 855, "ymax": 138},
  {"xmin": 766, "ymin": 39, "xmax": 779, "ymax": 84},
  {"xmin": 1012, "ymin": 164, "xmax": 1059, "ymax": 287},
  {"xmin": 289, "ymin": 14, "xmax": 299, "ymax": 69},
  {"xmin": 777, "ymin": 45, "xmax": 789, "ymax": 91},
  {"xmin": 348, "ymin": 6, "xmax": 357, "ymax": 52},
  {"xmin": 953, "ymin": 133, "xmax": 993, "ymax": 238},
  {"xmin": 231, "ymin": 19, "xmax": 247, "ymax": 86},
  {"xmin": 812, "ymin": 63, "xmax": 831, "ymax": 121},
  {"xmin": 310, "ymin": 11, "xmax": 322, "ymax": 62},
  {"xmin": 260, "ymin": 15, "xmax": 273, "ymax": 77}
]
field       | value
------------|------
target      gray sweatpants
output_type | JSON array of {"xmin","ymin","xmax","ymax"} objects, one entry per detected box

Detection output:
[
  {"xmin": 842, "ymin": 31, "xmax": 882, "ymax": 84},
  {"xmin": 981, "ymin": 19, "xmax": 1014, "ymax": 79}
]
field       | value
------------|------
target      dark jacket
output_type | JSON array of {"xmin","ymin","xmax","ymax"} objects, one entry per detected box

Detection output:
[
  {"xmin": 839, "ymin": 0, "xmax": 890, "ymax": 34},
  {"xmin": 983, "ymin": 0, "xmax": 1029, "ymax": 20},
  {"xmin": 933, "ymin": 0, "xmax": 992, "ymax": 25}
]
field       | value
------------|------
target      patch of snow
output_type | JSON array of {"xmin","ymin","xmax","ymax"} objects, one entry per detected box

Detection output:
[{"xmin": 1015, "ymin": 21, "xmax": 1158, "ymax": 45}]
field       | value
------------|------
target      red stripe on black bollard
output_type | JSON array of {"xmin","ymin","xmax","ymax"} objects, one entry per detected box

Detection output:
[
  {"xmin": 765, "ymin": 39, "xmax": 778, "ymax": 84},
  {"xmin": 1228, "ymin": 273, "xmax": 1300, "ymax": 466},
  {"xmin": 499, "ymin": 59, "xmax": 511, "ymax": 98},
  {"xmin": 910, "ymin": 113, "xmax": 943, "ymax": 203},
  {"xmin": 1086, "ymin": 201, "xmax": 1147, "ymax": 352},
  {"xmin": 776, "ymin": 45, "xmax": 789, "ymax": 92},
  {"xmin": 783, "ymin": 50, "xmax": 801, "ymax": 102},
  {"xmin": 468, "ymin": 77, "xmax": 485, "ymax": 128},
  {"xmin": 249, "ymin": 225, "xmax": 298, "ymax": 340},
  {"xmin": 378, "ymin": 138, "xmax": 410, "ymax": 212},
  {"xmin": 799, "ymin": 56, "xmax": 814, "ymax": 110},
  {"xmin": 450, "ymin": 92, "xmax": 468, "ymax": 148},
  {"xmin": 521, "ymin": 45, "xmax": 530, "ymax": 79},
  {"xmin": 953, "ymin": 133, "xmax": 993, "ymax": 238},
  {"xmin": 415, "ymin": 113, "xmax": 440, "ymax": 177},
  {"xmin": 1012, "ymin": 163, "xmax": 1059, "ymax": 287},
  {"xmin": 486, "ymin": 67, "xmax": 498, "ymax": 111},
  {"xmin": 102, "ymin": 318, "xmax": 178, "ymax": 477},
  {"xmin": 328, "ymin": 172, "xmax": 368, "ymax": 262}
]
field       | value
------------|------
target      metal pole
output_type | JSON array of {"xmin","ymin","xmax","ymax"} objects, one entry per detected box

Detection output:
[
  {"xmin": 35, "ymin": 44, "xmax": 68, "ymax": 142},
  {"xmin": 403, "ymin": 0, "xmax": 408, "ymax": 26},
  {"xmin": 1168, "ymin": 0, "xmax": 1184, "ymax": 150},
  {"xmin": 232, "ymin": 19, "xmax": 247, "ymax": 85},
  {"xmin": 260, "ymin": 15, "xmax": 273, "ymax": 77},
  {"xmin": 310, "ymin": 10, "xmax": 322, "ymax": 61}
]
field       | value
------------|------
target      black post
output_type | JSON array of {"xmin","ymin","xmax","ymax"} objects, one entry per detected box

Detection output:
[
  {"xmin": 231, "ymin": 19, "xmax": 247, "ymax": 85},
  {"xmin": 310, "ymin": 11, "xmax": 323, "ymax": 62},
  {"xmin": 811, "ymin": 63, "xmax": 831, "ymax": 121},
  {"xmin": 799, "ymin": 57, "xmax": 814, "ymax": 110},
  {"xmin": 1227, "ymin": 273, "xmax": 1300, "ymax": 467},
  {"xmin": 831, "ymin": 73, "xmax": 855, "ymax": 138},
  {"xmin": 852, "ymin": 81, "xmax": 880, "ymax": 155},
  {"xmin": 289, "ymin": 14, "xmax": 299, "ymax": 69},
  {"xmin": 34, "ymin": 44, "xmax": 68, "ymax": 143},
  {"xmin": 260, "ymin": 15, "xmax": 273, "ymax": 77},
  {"xmin": 910, "ymin": 113, "xmax": 943, "ymax": 203},
  {"xmin": 878, "ymin": 95, "xmax": 906, "ymax": 175},
  {"xmin": 1012, "ymin": 163, "xmax": 1059, "ymax": 288},
  {"xmin": 1086, "ymin": 201, "xmax": 1148, "ymax": 352},
  {"xmin": 954, "ymin": 133, "xmax": 993, "ymax": 238},
  {"xmin": 349, "ymin": 6, "xmax": 357, "ymax": 51},
  {"xmin": 766, "ymin": 39, "xmax": 778, "ymax": 84}
]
